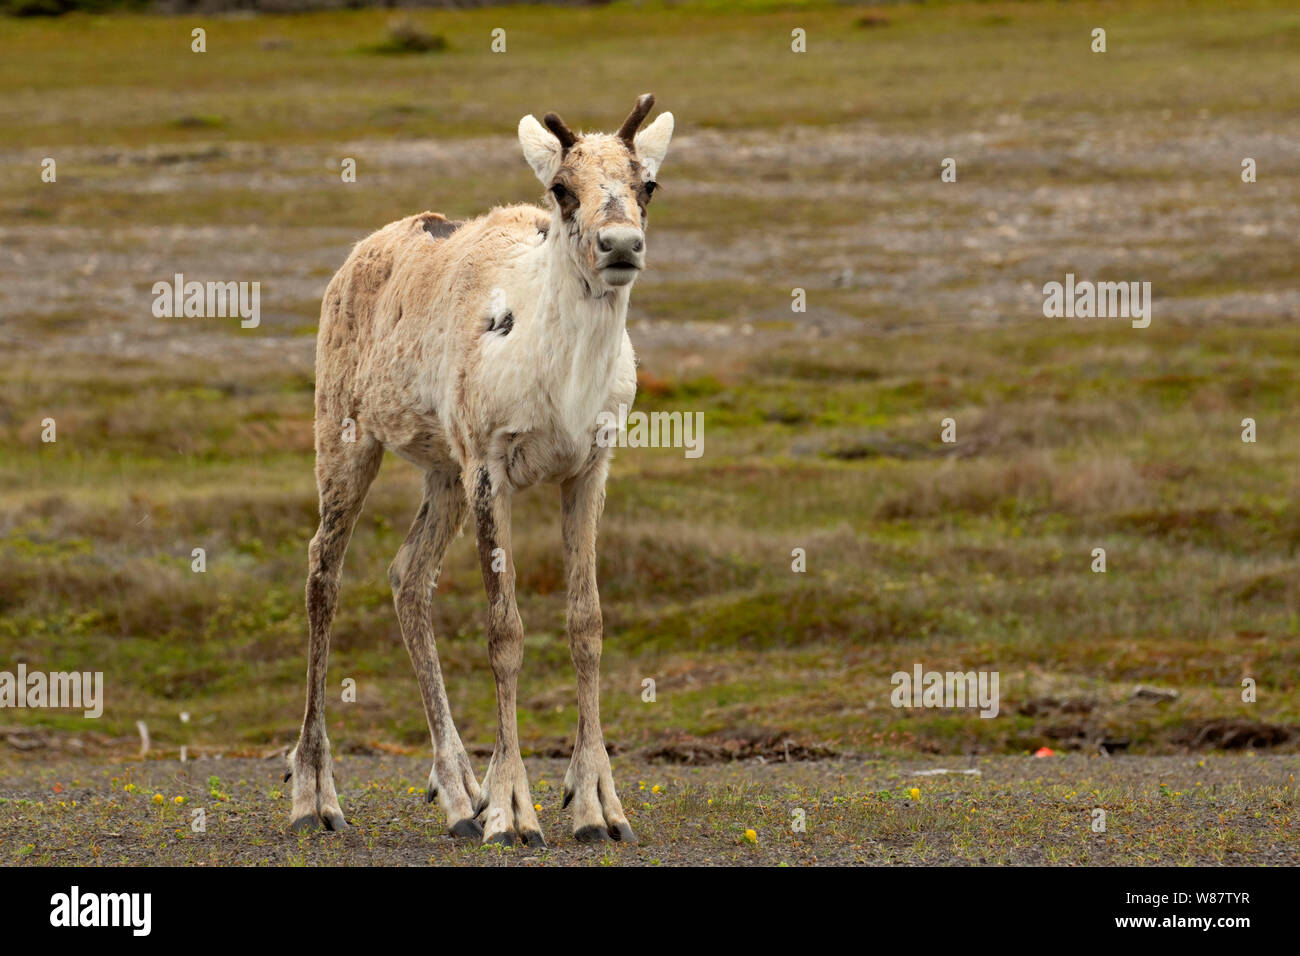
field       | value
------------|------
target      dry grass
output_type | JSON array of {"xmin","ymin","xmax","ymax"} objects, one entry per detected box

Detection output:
[{"xmin": 0, "ymin": 1, "xmax": 1297, "ymax": 760}]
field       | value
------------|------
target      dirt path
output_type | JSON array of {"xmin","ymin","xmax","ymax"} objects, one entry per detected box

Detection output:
[{"xmin": 2, "ymin": 753, "xmax": 1295, "ymax": 866}]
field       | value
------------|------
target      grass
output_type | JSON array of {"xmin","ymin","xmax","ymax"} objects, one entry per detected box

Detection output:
[{"xmin": 0, "ymin": 1, "xmax": 1297, "ymax": 765}]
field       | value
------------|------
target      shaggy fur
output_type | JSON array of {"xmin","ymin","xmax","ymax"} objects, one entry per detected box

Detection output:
[{"xmin": 287, "ymin": 96, "xmax": 674, "ymax": 846}]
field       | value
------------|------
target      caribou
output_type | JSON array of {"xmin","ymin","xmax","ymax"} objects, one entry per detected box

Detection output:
[{"xmin": 286, "ymin": 95, "xmax": 674, "ymax": 847}]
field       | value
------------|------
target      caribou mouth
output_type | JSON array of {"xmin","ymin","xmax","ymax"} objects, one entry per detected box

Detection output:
[{"xmin": 600, "ymin": 264, "xmax": 640, "ymax": 287}]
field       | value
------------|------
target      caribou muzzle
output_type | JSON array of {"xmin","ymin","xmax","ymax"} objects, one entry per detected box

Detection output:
[{"xmin": 595, "ymin": 225, "xmax": 645, "ymax": 285}]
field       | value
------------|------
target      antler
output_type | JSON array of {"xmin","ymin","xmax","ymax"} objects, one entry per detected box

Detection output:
[
  {"xmin": 542, "ymin": 112, "xmax": 578, "ymax": 150},
  {"xmin": 617, "ymin": 93, "xmax": 655, "ymax": 147}
]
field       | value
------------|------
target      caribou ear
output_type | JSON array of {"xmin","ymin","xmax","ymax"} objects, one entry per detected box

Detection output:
[
  {"xmin": 518, "ymin": 114, "xmax": 563, "ymax": 184},
  {"xmin": 633, "ymin": 112, "xmax": 674, "ymax": 180}
]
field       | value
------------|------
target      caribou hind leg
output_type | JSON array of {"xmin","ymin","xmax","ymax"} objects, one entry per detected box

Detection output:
[
  {"xmin": 389, "ymin": 469, "xmax": 483, "ymax": 838},
  {"xmin": 287, "ymin": 432, "xmax": 383, "ymax": 831}
]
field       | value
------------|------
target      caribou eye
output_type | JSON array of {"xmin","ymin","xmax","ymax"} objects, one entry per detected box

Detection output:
[
  {"xmin": 549, "ymin": 182, "xmax": 579, "ymax": 219},
  {"xmin": 644, "ymin": 181, "xmax": 658, "ymax": 197}
]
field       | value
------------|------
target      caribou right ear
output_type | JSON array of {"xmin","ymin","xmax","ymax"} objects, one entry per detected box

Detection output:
[
  {"xmin": 518, "ymin": 115, "xmax": 563, "ymax": 185},
  {"xmin": 633, "ymin": 112, "xmax": 674, "ymax": 180}
]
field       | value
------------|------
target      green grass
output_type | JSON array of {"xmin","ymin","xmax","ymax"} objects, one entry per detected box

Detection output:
[{"xmin": 0, "ymin": 1, "xmax": 1297, "ymax": 760}]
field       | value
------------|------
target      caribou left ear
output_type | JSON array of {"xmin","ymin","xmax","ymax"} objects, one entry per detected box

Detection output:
[
  {"xmin": 518, "ymin": 114, "xmax": 563, "ymax": 185},
  {"xmin": 633, "ymin": 112, "xmax": 674, "ymax": 180}
]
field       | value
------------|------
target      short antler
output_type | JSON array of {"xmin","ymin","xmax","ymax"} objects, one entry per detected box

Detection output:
[
  {"xmin": 543, "ymin": 112, "xmax": 578, "ymax": 149},
  {"xmin": 617, "ymin": 93, "xmax": 655, "ymax": 147}
]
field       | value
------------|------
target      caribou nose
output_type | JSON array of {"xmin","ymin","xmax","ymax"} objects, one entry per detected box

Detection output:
[{"xmin": 596, "ymin": 226, "xmax": 644, "ymax": 258}]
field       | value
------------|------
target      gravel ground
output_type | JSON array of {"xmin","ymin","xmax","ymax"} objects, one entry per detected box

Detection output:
[{"xmin": 1, "ymin": 752, "xmax": 1295, "ymax": 866}]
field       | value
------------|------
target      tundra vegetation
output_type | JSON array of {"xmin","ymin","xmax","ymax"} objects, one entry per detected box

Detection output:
[{"xmin": 0, "ymin": 0, "xmax": 1297, "ymax": 839}]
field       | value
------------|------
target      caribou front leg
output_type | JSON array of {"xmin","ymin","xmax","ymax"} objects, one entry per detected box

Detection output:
[
  {"xmin": 469, "ymin": 466, "xmax": 545, "ymax": 847},
  {"xmin": 560, "ymin": 463, "xmax": 635, "ymax": 843}
]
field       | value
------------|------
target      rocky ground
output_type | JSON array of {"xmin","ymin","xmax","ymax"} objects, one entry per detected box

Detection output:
[{"xmin": 2, "ymin": 752, "xmax": 1296, "ymax": 865}]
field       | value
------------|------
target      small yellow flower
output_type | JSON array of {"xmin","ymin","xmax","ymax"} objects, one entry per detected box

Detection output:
[
  {"xmin": 124, "ymin": 784, "xmax": 136, "ymax": 793},
  {"xmin": 909, "ymin": 788, "xmax": 921, "ymax": 801},
  {"xmin": 638, "ymin": 781, "xmax": 646, "ymax": 791},
  {"xmin": 152, "ymin": 793, "xmax": 164, "ymax": 804},
  {"xmin": 651, "ymin": 785, "xmax": 661, "ymax": 794},
  {"xmin": 407, "ymin": 786, "xmax": 418, "ymax": 794},
  {"xmin": 173, "ymin": 796, "xmax": 185, "ymax": 805},
  {"xmin": 707, "ymin": 798, "xmax": 713, "ymax": 805},
  {"xmin": 534, "ymin": 803, "xmax": 542, "ymax": 813},
  {"xmin": 743, "ymin": 829, "xmax": 757, "ymax": 844}
]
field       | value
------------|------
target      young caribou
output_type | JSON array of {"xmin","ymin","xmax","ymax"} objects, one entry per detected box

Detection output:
[{"xmin": 287, "ymin": 95, "xmax": 674, "ymax": 847}]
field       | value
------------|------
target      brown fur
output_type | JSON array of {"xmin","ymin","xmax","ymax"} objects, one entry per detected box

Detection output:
[{"xmin": 616, "ymin": 93, "xmax": 655, "ymax": 146}]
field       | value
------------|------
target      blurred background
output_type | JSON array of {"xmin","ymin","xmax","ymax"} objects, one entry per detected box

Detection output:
[{"xmin": 1, "ymin": 0, "xmax": 1297, "ymax": 763}]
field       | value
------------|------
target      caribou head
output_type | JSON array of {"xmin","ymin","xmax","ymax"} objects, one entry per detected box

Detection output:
[{"xmin": 517, "ymin": 94, "xmax": 675, "ymax": 291}]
